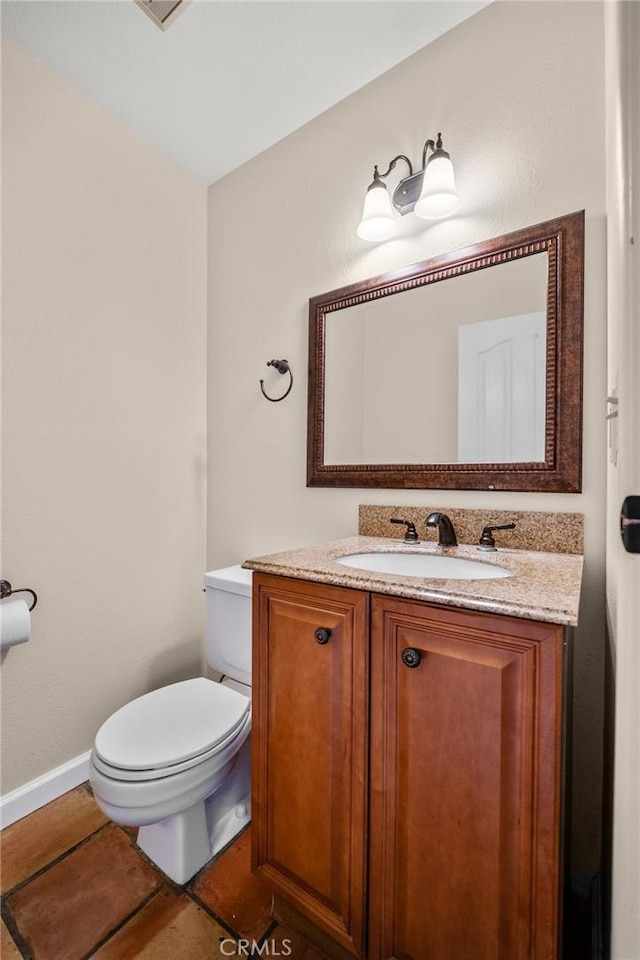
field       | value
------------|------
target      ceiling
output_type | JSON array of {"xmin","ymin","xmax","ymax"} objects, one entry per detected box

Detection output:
[{"xmin": 0, "ymin": 0, "xmax": 489, "ymax": 185}]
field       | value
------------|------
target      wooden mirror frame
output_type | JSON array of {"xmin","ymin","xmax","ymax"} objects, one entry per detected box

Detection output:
[{"xmin": 307, "ymin": 210, "xmax": 584, "ymax": 492}]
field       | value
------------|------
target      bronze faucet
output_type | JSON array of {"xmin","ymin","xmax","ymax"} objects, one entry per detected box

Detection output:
[{"xmin": 425, "ymin": 512, "xmax": 458, "ymax": 546}]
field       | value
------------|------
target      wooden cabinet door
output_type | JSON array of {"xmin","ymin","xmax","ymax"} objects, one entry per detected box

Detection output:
[
  {"xmin": 252, "ymin": 574, "xmax": 369, "ymax": 957},
  {"xmin": 369, "ymin": 595, "xmax": 564, "ymax": 960}
]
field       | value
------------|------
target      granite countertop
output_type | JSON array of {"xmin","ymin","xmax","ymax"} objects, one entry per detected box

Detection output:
[{"xmin": 242, "ymin": 536, "xmax": 584, "ymax": 626}]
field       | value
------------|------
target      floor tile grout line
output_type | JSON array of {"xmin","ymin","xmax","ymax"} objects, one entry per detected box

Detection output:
[
  {"xmin": 81, "ymin": 887, "xmax": 163, "ymax": 960},
  {"xmin": 257, "ymin": 919, "xmax": 278, "ymax": 946},
  {"xmin": 185, "ymin": 888, "xmax": 247, "ymax": 941},
  {"xmin": 0, "ymin": 820, "xmax": 117, "ymax": 899},
  {"xmin": 1, "ymin": 899, "xmax": 33, "ymax": 960}
]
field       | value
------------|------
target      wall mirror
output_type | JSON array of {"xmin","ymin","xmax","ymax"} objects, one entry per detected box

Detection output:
[{"xmin": 307, "ymin": 211, "xmax": 584, "ymax": 492}]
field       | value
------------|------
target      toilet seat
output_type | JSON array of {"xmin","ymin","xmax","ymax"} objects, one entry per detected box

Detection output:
[
  {"xmin": 89, "ymin": 709, "xmax": 251, "ymax": 827},
  {"xmin": 94, "ymin": 677, "xmax": 250, "ymax": 778},
  {"xmin": 92, "ymin": 711, "xmax": 251, "ymax": 782}
]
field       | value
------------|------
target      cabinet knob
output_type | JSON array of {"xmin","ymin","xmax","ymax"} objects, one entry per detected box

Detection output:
[
  {"xmin": 314, "ymin": 627, "xmax": 332, "ymax": 645},
  {"xmin": 401, "ymin": 647, "xmax": 421, "ymax": 669}
]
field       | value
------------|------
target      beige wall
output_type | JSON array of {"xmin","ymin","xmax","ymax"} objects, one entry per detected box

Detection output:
[
  {"xmin": 1, "ymin": 37, "xmax": 208, "ymax": 793},
  {"xmin": 208, "ymin": 1, "xmax": 607, "ymax": 867}
]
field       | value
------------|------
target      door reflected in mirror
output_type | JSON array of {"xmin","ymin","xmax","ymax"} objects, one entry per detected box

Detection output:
[{"xmin": 324, "ymin": 254, "xmax": 548, "ymax": 466}]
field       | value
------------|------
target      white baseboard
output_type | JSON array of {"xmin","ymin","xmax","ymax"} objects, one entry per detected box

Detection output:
[{"xmin": 0, "ymin": 751, "xmax": 92, "ymax": 828}]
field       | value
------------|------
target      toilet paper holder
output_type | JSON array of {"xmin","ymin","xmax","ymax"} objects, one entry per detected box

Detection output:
[{"xmin": 0, "ymin": 580, "xmax": 38, "ymax": 611}]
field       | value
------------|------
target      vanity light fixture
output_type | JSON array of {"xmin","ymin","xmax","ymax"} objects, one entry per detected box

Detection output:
[{"xmin": 357, "ymin": 133, "xmax": 459, "ymax": 242}]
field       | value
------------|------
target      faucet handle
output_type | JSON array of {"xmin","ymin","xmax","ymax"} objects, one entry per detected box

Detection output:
[
  {"xmin": 477, "ymin": 522, "xmax": 516, "ymax": 551},
  {"xmin": 390, "ymin": 518, "xmax": 420, "ymax": 543}
]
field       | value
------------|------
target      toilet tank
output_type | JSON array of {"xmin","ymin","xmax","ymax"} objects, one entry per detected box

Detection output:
[{"xmin": 204, "ymin": 565, "xmax": 253, "ymax": 685}]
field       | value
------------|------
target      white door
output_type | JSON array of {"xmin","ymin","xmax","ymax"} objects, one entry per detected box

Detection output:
[
  {"xmin": 605, "ymin": 4, "xmax": 640, "ymax": 958},
  {"xmin": 457, "ymin": 311, "xmax": 546, "ymax": 462}
]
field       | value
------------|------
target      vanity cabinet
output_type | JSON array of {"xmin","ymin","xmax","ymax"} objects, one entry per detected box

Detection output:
[
  {"xmin": 251, "ymin": 574, "xmax": 369, "ymax": 957},
  {"xmin": 368, "ymin": 594, "xmax": 565, "ymax": 960},
  {"xmin": 252, "ymin": 573, "xmax": 566, "ymax": 960}
]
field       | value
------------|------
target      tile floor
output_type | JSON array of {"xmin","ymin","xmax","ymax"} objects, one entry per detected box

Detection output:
[{"xmin": 0, "ymin": 784, "xmax": 330, "ymax": 959}]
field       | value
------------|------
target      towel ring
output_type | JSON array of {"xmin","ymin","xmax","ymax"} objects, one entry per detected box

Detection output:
[
  {"xmin": 0, "ymin": 580, "xmax": 38, "ymax": 612},
  {"xmin": 260, "ymin": 359, "xmax": 293, "ymax": 402}
]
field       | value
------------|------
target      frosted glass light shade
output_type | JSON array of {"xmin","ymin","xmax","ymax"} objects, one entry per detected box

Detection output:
[
  {"xmin": 414, "ymin": 152, "xmax": 460, "ymax": 220},
  {"xmin": 357, "ymin": 181, "xmax": 397, "ymax": 242}
]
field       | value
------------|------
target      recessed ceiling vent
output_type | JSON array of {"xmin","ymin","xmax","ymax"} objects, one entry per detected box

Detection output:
[{"xmin": 135, "ymin": 0, "xmax": 190, "ymax": 31}]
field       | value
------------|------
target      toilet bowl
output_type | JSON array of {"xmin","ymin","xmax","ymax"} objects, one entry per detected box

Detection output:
[{"xmin": 89, "ymin": 566, "xmax": 253, "ymax": 884}]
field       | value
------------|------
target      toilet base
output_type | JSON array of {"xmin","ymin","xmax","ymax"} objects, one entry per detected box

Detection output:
[
  {"xmin": 209, "ymin": 792, "xmax": 251, "ymax": 861},
  {"xmin": 137, "ymin": 799, "xmax": 211, "ymax": 884},
  {"xmin": 137, "ymin": 792, "xmax": 251, "ymax": 884},
  {"xmin": 136, "ymin": 735, "xmax": 252, "ymax": 884}
]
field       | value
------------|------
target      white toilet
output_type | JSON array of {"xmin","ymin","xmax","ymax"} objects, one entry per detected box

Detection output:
[{"xmin": 89, "ymin": 565, "xmax": 252, "ymax": 884}]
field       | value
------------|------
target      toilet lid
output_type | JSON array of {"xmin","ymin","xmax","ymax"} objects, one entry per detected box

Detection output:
[{"xmin": 94, "ymin": 677, "xmax": 250, "ymax": 771}]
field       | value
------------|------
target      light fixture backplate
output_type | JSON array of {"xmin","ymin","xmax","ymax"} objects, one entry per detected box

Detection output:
[{"xmin": 392, "ymin": 170, "xmax": 425, "ymax": 215}]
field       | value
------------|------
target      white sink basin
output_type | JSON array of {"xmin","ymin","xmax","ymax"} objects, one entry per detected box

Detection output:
[{"xmin": 335, "ymin": 552, "xmax": 513, "ymax": 580}]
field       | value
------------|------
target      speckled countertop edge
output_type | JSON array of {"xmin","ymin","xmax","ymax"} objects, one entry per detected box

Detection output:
[{"xmin": 242, "ymin": 536, "xmax": 584, "ymax": 627}]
